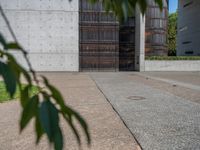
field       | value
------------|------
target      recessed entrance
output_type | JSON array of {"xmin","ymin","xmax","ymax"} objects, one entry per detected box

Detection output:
[
  {"xmin": 79, "ymin": 0, "xmax": 135, "ymax": 72},
  {"xmin": 119, "ymin": 17, "xmax": 135, "ymax": 71}
]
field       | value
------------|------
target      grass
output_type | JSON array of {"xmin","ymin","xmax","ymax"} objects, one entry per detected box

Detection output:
[
  {"xmin": 145, "ymin": 56, "xmax": 200, "ymax": 60},
  {"xmin": 0, "ymin": 81, "xmax": 39, "ymax": 103}
]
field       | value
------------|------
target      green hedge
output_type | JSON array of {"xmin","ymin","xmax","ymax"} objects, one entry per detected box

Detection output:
[{"xmin": 145, "ymin": 56, "xmax": 200, "ymax": 60}]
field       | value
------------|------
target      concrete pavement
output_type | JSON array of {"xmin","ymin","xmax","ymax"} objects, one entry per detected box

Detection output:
[
  {"xmin": 0, "ymin": 73, "xmax": 139, "ymax": 150},
  {"xmin": 136, "ymin": 72, "xmax": 200, "ymax": 92},
  {"xmin": 1, "ymin": 72, "xmax": 200, "ymax": 150},
  {"xmin": 90, "ymin": 72, "xmax": 200, "ymax": 150}
]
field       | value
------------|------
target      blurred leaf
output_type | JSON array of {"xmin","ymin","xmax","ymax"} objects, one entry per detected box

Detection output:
[
  {"xmin": 6, "ymin": 52, "xmax": 32, "ymax": 85},
  {"xmin": 138, "ymin": 0, "xmax": 147, "ymax": 15},
  {"xmin": 63, "ymin": 106, "xmax": 91, "ymax": 145},
  {"xmin": 89, "ymin": 0, "xmax": 163, "ymax": 21},
  {"xmin": 7, "ymin": 61, "xmax": 21, "ymax": 84},
  {"xmin": 155, "ymin": 0, "xmax": 163, "ymax": 10},
  {"xmin": 42, "ymin": 76, "xmax": 65, "ymax": 106},
  {"xmin": 0, "ymin": 61, "xmax": 17, "ymax": 97},
  {"xmin": 20, "ymin": 85, "xmax": 30, "ymax": 107},
  {"xmin": 54, "ymin": 128, "xmax": 63, "ymax": 150},
  {"xmin": 39, "ymin": 100, "xmax": 57, "ymax": 141},
  {"xmin": 20, "ymin": 95, "xmax": 39, "ymax": 131},
  {"xmin": 35, "ymin": 111, "xmax": 44, "ymax": 144},
  {"xmin": 42, "ymin": 76, "xmax": 90, "ymax": 145},
  {"xmin": 122, "ymin": 0, "xmax": 129, "ymax": 21},
  {"xmin": 39, "ymin": 99, "xmax": 63, "ymax": 150},
  {"xmin": 62, "ymin": 114, "xmax": 81, "ymax": 145},
  {"xmin": 0, "ymin": 33, "xmax": 6, "ymax": 48},
  {"xmin": 5, "ymin": 42, "xmax": 22, "ymax": 50}
]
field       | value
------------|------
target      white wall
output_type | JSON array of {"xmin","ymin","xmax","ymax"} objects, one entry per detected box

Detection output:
[
  {"xmin": 145, "ymin": 60, "xmax": 200, "ymax": 71},
  {"xmin": 0, "ymin": 0, "xmax": 79, "ymax": 71}
]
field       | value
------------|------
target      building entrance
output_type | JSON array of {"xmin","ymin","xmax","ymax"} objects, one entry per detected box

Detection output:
[{"xmin": 79, "ymin": 0, "xmax": 136, "ymax": 71}]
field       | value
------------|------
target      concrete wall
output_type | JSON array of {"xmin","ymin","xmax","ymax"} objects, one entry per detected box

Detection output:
[
  {"xmin": 145, "ymin": 60, "xmax": 200, "ymax": 71},
  {"xmin": 177, "ymin": 0, "xmax": 200, "ymax": 56},
  {"xmin": 135, "ymin": 7, "xmax": 145, "ymax": 71},
  {"xmin": 0, "ymin": 0, "xmax": 79, "ymax": 71}
]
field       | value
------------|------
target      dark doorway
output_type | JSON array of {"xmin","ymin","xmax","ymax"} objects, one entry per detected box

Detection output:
[{"xmin": 119, "ymin": 17, "xmax": 135, "ymax": 71}]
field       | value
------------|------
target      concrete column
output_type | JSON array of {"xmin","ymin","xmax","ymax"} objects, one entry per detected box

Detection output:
[{"xmin": 135, "ymin": 7, "xmax": 145, "ymax": 71}]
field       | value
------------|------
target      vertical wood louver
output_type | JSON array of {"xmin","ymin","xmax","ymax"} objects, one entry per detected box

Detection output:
[
  {"xmin": 79, "ymin": 0, "xmax": 119, "ymax": 71},
  {"xmin": 145, "ymin": 0, "xmax": 168, "ymax": 56}
]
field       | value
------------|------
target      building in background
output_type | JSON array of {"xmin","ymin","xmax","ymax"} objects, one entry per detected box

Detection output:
[
  {"xmin": 0, "ymin": 0, "xmax": 168, "ymax": 71},
  {"xmin": 177, "ymin": 0, "xmax": 200, "ymax": 56}
]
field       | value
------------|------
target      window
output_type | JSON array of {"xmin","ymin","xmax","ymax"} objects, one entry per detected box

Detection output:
[
  {"xmin": 183, "ymin": 1, "xmax": 193, "ymax": 8},
  {"xmin": 185, "ymin": 51, "xmax": 193, "ymax": 54},
  {"xmin": 182, "ymin": 41, "xmax": 192, "ymax": 44},
  {"xmin": 179, "ymin": 26, "xmax": 188, "ymax": 32}
]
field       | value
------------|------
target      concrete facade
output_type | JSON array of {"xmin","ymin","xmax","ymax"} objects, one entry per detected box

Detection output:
[
  {"xmin": 145, "ymin": 60, "xmax": 200, "ymax": 71},
  {"xmin": 177, "ymin": 0, "xmax": 200, "ymax": 56},
  {"xmin": 0, "ymin": 0, "xmax": 168, "ymax": 72},
  {"xmin": 0, "ymin": 0, "xmax": 79, "ymax": 71}
]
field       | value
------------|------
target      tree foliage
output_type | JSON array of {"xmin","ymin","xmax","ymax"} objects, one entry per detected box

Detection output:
[
  {"xmin": 89, "ymin": 0, "xmax": 163, "ymax": 21},
  {"xmin": 168, "ymin": 12, "xmax": 177, "ymax": 56}
]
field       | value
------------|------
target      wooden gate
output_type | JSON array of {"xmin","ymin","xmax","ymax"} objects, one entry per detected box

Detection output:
[{"xmin": 79, "ymin": 0, "xmax": 119, "ymax": 71}]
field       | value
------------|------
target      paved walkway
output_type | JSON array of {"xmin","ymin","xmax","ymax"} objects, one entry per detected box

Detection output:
[
  {"xmin": 90, "ymin": 72, "xmax": 200, "ymax": 150},
  {"xmin": 0, "ymin": 73, "xmax": 139, "ymax": 150},
  {"xmin": 1, "ymin": 72, "xmax": 200, "ymax": 150}
]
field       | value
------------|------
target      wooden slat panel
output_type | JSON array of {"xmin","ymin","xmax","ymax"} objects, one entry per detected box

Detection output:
[
  {"xmin": 79, "ymin": 0, "xmax": 119, "ymax": 71},
  {"xmin": 145, "ymin": 0, "xmax": 168, "ymax": 56}
]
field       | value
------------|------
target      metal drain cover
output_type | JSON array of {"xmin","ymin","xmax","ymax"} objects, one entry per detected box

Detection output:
[{"xmin": 127, "ymin": 96, "xmax": 146, "ymax": 101}]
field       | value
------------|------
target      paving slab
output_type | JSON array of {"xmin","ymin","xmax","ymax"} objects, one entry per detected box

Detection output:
[
  {"xmin": 90, "ymin": 72, "xmax": 200, "ymax": 150},
  {"xmin": 0, "ymin": 73, "xmax": 139, "ymax": 150}
]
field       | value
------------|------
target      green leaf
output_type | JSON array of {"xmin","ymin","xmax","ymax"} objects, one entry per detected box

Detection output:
[
  {"xmin": 0, "ymin": 61, "xmax": 17, "ymax": 97},
  {"xmin": 35, "ymin": 112, "xmax": 44, "ymax": 144},
  {"xmin": 42, "ymin": 76, "xmax": 65, "ymax": 107},
  {"xmin": 138, "ymin": 0, "xmax": 147, "ymax": 15},
  {"xmin": 20, "ymin": 95, "xmax": 39, "ymax": 131},
  {"xmin": 42, "ymin": 76, "xmax": 90, "ymax": 145},
  {"xmin": 20, "ymin": 85, "xmax": 30, "ymax": 107},
  {"xmin": 62, "ymin": 114, "xmax": 81, "ymax": 145},
  {"xmin": 5, "ymin": 42, "xmax": 22, "ymax": 50},
  {"xmin": 0, "ymin": 33, "xmax": 7, "ymax": 47},
  {"xmin": 39, "ymin": 100, "xmax": 60, "ymax": 140},
  {"xmin": 5, "ymin": 52, "xmax": 32, "ymax": 85},
  {"xmin": 63, "ymin": 106, "xmax": 91, "ymax": 145},
  {"xmin": 155, "ymin": 0, "xmax": 163, "ymax": 10},
  {"xmin": 54, "ymin": 128, "xmax": 63, "ymax": 150},
  {"xmin": 122, "ymin": 0, "xmax": 129, "ymax": 21},
  {"xmin": 89, "ymin": 0, "xmax": 163, "ymax": 21},
  {"xmin": 39, "ymin": 99, "xmax": 63, "ymax": 150}
]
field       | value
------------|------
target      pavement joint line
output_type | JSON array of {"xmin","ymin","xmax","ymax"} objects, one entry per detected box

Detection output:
[
  {"xmin": 70, "ymin": 102, "xmax": 108, "ymax": 107},
  {"xmin": 134, "ymin": 73, "xmax": 200, "ymax": 91},
  {"xmin": 90, "ymin": 75, "xmax": 143, "ymax": 150},
  {"xmin": 54, "ymin": 86, "xmax": 96, "ymax": 88}
]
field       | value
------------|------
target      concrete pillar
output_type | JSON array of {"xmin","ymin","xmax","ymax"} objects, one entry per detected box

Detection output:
[{"xmin": 135, "ymin": 7, "xmax": 145, "ymax": 71}]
